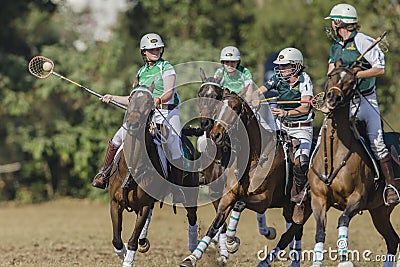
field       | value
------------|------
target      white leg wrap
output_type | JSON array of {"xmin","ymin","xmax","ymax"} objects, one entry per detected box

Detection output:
[
  {"xmin": 139, "ymin": 209, "xmax": 153, "ymax": 240},
  {"xmin": 188, "ymin": 224, "xmax": 198, "ymax": 253},
  {"xmin": 337, "ymin": 226, "xmax": 349, "ymax": 259},
  {"xmin": 226, "ymin": 210, "xmax": 241, "ymax": 238},
  {"xmin": 383, "ymin": 254, "xmax": 396, "ymax": 267},
  {"xmin": 257, "ymin": 213, "xmax": 270, "ymax": 236},
  {"xmin": 212, "ymin": 225, "xmax": 223, "ymax": 243},
  {"xmin": 123, "ymin": 249, "xmax": 136, "ymax": 267},
  {"xmin": 192, "ymin": 236, "xmax": 211, "ymax": 259},
  {"xmin": 313, "ymin": 242, "xmax": 324, "ymax": 264},
  {"xmin": 218, "ymin": 232, "xmax": 229, "ymax": 258}
]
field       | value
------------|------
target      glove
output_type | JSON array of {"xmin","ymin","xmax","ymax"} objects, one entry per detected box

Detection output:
[{"xmin": 350, "ymin": 60, "xmax": 362, "ymax": 75}]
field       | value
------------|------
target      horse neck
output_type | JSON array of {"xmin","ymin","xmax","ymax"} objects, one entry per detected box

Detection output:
[
  {"xmin": 245, "ymin": 115, "xmax": 262, "ymax": 157},
  {"xmin": 325, "ymin": 104, "xmax": 353, "ymax": 146}
]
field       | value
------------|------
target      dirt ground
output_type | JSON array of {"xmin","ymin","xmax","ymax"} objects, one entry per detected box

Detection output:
[{"xmin": 0, "ymin": 198, "xmax": 399, "ymax": 267}]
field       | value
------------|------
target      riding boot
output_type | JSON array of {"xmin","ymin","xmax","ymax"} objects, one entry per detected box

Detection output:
[
  {"xmin": 291, "ymin": 166, "xmax": 308, "ymax": 224},
  {"xmin": 92, "ymin": 140, "xmax": 118, "ymax": 189},
  {"xmin": 169, "ymin": 158, "xmax": 186, "ymax": 204},
  {"xmin": 380, "ymin": 155, "xmax": 400, "ymax": 206},
  {"xmin": 290, "ymin": 176, "xmax": 308, "ymax": 203}
]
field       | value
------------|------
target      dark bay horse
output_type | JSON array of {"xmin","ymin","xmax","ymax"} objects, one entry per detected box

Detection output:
[
  {"xmin": 108, "ymin": 85, "xmax": 199, "ymax": 266},
  {"xmin": 308, "ymin": 66, "xmax": 400, "ymax": 267},
  {"xmin": 197, "ymin": 70, "xmax": 277, "ymax": 262},
  {"xmin": 180, "ymin": 92, "xmax": 312, "ymax": 267}
]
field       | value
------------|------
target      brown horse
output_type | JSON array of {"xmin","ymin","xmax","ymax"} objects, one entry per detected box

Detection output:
[
  {"xmin": 197, "ymin": 70, "xmax": 278, "ymax": 263},
  {"xmin": 108, "ymin": 85, "xmax": 199, "ymax": 267},
  {"xmin": 180, "ymin": 92, "xmax": 312, "ymax": 267},
  {"xmin": 308, "ymin": 66, "xmax": 400, "ymax": 267}
]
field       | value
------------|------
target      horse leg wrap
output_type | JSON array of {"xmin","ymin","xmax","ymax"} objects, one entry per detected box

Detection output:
[
  {"xmin": 211, "ymin": 225, "xmax": 223, "ymax": 243},
  {"xmin": 383, "ymin": 254, "xmax": 396, "ymax": 267},
  {"xmin": 257, "ymin": 213, "xmax": 270, "ymax": 236},
  {"xmin": 258, "ymin": 247, "xmax": 280, "ymax": 266},
  {"xmin": 226, "ymin": 210, "xmax": 241, "ymax": 238},
  {"xmin": 233, "ymin": 201, "xmax": 246, "ymax": 212},
  {"xmin": 337, "ymin": 226, "xmax": 349, "ymax": 261},
  {"xmin": 313, "ymin": 242, "xmax": 324, "ymax": 265},
  {"xmin": 218, "ymin": 232, "xmax": 229, "ymax": 258},
  {"xmin": 123, "ymin": 249, "xmax": 136, "ymax": 267},
  {"xmin": 188, "ymin": 224, "xmax": 198, "ymax": 253},
  {"xmin": 139, "ymin": 209, "xmax": 153, "ymax": 240},
  {"xmin": 192, "ymin": 236, "xmax": 211, "ymax": 259},
  {"xmin": 289, "ymin": 240, "xmax": 302, "ymax": 267}
]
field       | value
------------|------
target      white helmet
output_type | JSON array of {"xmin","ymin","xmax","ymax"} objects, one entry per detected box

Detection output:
[
  {"xmin": 325, "ymin": 4, "xmax": 358, "ymax": 24},
  {"xmin": 140, "ymin": 33, "xmax": 165, "ymax": 50},
  {"xmin": 273, "ymin": 48, "xmax": 304, "ymax": 81},
  {"xmin": 273, "ymin": 47, "xmax": 303, "ymax": 66},
  {"xmin": 220, "ymin": 46, "xmax": 241, "ymax": 61}
]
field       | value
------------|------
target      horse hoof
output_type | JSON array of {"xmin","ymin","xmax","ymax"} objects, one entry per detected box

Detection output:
[
  {"xmin": 226, "ymin": 236, "xmax": 240, "ymax": 254},
  {"xmin": 114, "ymin": 244, "xmax": 127, "ymax": 260},
  {"xmin": 217, "ymin": 255, "xmax": 228, "ymax": 266},
  {"xmin": 180, "ymin": 255, "xmax": 197, "ymax": 267},
  {"xmin": 264, "ymin": 227, "xmax": 277, "ymax": 240},
  {"xmin": 338, "ymin": 261, "xmax": 354, "ymax": 267},
  {"xmin": 137, "ymin": 238, "xmax": 150, "ymax": 253}
]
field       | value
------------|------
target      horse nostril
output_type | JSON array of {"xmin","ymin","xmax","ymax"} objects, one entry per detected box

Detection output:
[{"xmin": 327, "ymin": 91, "xmax": 333, "ymax": 98}]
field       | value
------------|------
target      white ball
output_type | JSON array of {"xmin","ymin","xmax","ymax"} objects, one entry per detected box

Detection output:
[{"xmin": 42, "ymin": 61, "xmax": 52, "ymax": 72}]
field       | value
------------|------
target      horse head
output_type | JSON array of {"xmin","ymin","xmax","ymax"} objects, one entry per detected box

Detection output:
[
  {"xmin": 210, "ymin": 93, "xmax": 251, "ymax": 146},
  {"xmin": 323, "ymin": 63, "xmax": 356, "ymax": 113},
  {"xmin": 125, "ymin": 83, "xmax": 155, "ymax": 134},
  {"xmin": 198, "ymin": 68, "xmax": 225, "ymax": 131}
]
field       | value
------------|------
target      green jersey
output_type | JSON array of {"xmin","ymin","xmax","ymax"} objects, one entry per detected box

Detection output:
[
  {"xmin": 136, "ymin": 59, "xmax": 179, "ymax": 104},
  {"xmin": 264, "ymin": 72, "xmax": 314, "ymax": 122},
  {"xmin": 214, "ymin": 65, "xmax": 253, "ymax": 94},
  {"xmin": 329, "ymin": 31, "xmax": 385, "ymax": 95}
]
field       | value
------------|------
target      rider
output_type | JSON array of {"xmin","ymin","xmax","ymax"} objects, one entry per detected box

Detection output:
[
  {"xmin": 325, "ymin": 3, "xmax": 400, "ymax": 205},
  {"xmin": 214, "ymin": 46, "xmax": 254, "ymax": 102},
  {"xmin": 252, "ymin": 47, "xmax": 314, "ymax": 222},
  {"xmin": 91, "ymin": 33, "xmax": 186, "ymax": 204}
]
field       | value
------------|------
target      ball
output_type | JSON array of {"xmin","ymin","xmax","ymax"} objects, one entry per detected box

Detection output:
[{"xmin": 42, "ymin": 61, "xmax": 52, "ymax": 72}]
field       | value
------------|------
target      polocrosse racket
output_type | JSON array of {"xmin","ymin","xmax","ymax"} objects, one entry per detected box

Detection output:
[
  {"xmin": 28, "ymin": 56, "xmax": 126, "ymax": 110},
  {"xmin": 261, "ymin": 92, "xmax": 325, "ymax": 110}
]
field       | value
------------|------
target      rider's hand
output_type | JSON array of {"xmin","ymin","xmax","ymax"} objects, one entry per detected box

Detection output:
[
  {"xmin": 100, "ymin": 94, "xmax": 113, "ymax": 103},
  {"xmin": 350, "ymin": 60, "xmax": 362, "ymax": 75},
  {"xmin": 154, "ymin": 97, "xmax": 162, "ymax": 108},
  {"xmin": 271, "ymin": 107, "xmax": 288, "ymax": 118}
]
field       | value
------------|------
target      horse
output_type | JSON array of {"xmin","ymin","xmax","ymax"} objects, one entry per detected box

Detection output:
[
  {"xmin": 197, "ymin": 69, "xmax": 278, "ymax": 262},
  {"xmin": 108, "ymin": 84, "xmax": 199, "ymax": 267},
  {"xmin": 308, "ymin": 65, "xmax": 400, "ymax": 267},
  {"xmin": 180, "ymin": 92, "xmax": 312, "ymax": 267}
]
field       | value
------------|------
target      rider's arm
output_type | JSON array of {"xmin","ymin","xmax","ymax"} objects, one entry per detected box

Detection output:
[
  {"xmin": 158, "ymin": 74, "xmax": 176, "ymax": 103},
  {"xmin": 100, "ymin": 95, "xmax": 129, "ymax": 106}
]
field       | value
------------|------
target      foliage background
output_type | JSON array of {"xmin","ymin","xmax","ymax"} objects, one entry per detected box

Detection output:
[{"xmin": 1, "ymin": 0, "xmax": 399, "ymax": 202}]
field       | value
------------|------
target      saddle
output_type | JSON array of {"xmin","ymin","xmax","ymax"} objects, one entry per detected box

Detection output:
[{"xmin": 350, "ymin": 118, "xmax": 400, "ymax": 180}]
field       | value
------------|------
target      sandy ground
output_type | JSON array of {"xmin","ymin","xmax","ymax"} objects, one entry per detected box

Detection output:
[{"xmin": 0, "ymin": 198, "xmax": 399, "ymax": 267}]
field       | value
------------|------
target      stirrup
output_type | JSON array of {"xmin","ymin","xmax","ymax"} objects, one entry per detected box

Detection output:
[
  {"xmin": 92, "ymin": 171, "xmax": 110, "ymax": 189},
  {"xmin": 383, "ymin": 184, "xmax": 400, "ymax": 206}
]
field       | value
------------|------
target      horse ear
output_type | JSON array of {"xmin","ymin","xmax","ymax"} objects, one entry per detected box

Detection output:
[
  {"xmin": 200, "ymin": 68, "xmax": 207, "ymax": 82},
  {"xmin": 335, "ymin": 60, "xmax": 343, "ymax": 68},
  {"xmin": 133, "ymin": 78, "xmax": 139, "ymax": 88},
  {"xmin": 149, "ymin": 82, "xmax": 155, "ymax": 93}
]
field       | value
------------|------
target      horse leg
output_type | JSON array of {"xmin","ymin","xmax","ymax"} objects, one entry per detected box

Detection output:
[
  {"xmin": 256, "ymin": 212, "xmax": 277, "ymax": 240},
  {"xmin": 225, "ymin": 201, "xmax": 246, "ymax": 253},
  {"xmin": 123, "ymin": 205, "xmax": 151, "ymax": 267},
  {"xmin": 369, "ymin": 207, "xmax": 400, "ymax": 267},
  {"xmin": 137, "ymin": 208, "xmax": 152, "ymax": 253},
  {"xmin": 310, "ymin": 195, "xmax": 328, "ymax": 267},
  {"xmin": 336, "ymin": 194, "xmax": 364, "ymax": 267},
  {"xmin": 111, "ymin": 199, "xmax": 126, "ymax": 260},
  {"xmin": 185, "ymin": 205, "xmax": 198, "ymax": 253},
  {"xmin": 180, "ymin": 196, "xmax": 235, "ymax": 267}
]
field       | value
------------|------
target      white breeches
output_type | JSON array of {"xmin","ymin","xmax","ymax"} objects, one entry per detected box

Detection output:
[
  {"xmin": 276, "ymin": 121, "xmax": 313, "ymax": 159},
  {"xmin": 111, "ymin": 108, "xmax": 182, "ymax": 160},
  {"xmin": 350, "ymin": 92, "xmax": 388, "ymax": 160}
]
